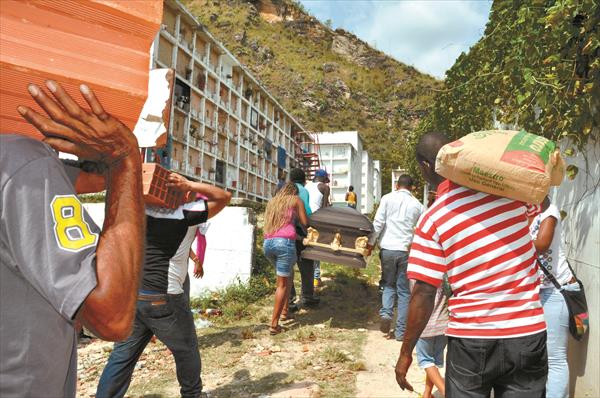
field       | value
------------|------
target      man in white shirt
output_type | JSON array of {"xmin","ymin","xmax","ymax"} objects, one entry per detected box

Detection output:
[
  {"xmin": 368, "ymin": 174, "xmax": 424, "ymax": 340},
  {"xmin": 305, "ymin": 169, "xmax": 330, "ymax": 213}
]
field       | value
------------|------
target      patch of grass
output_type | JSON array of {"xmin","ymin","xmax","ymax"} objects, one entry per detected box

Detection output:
[
  {"xmin": 258, "ymin": 313, "xmax": 270, "ymax": 323},
  {"xmin": 295, "ymin": 327, "xmax": 317, "ymax": 342},
  {"xmin": 347, "ymin": 360, "xmax": 367, "ymax": 371},
  {"xmin": 294, "ymin": 358, "xmax": 313, "ymax": 370},
  {"xmin": 240, "ymin": 327, "xmax": 255, "ymax": 340},
  {"xmin": 322, "ymin": 347, "xmax": 349, "ymax": 363}
]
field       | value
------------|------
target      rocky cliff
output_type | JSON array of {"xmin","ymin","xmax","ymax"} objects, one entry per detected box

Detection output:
[{"xmin": 185, "ymin": 0, "xmax": 441, "ymax": 191}]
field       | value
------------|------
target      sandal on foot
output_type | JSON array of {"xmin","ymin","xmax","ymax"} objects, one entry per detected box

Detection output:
[{"xmin": 269, "ymin": 325, "xmax": 284, "ymax": 335}]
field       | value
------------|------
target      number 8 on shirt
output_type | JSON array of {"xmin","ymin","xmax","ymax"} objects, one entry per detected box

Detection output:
[{"xmin": 51, "ymin": 195, "xmax": 98, "ymax": 252}]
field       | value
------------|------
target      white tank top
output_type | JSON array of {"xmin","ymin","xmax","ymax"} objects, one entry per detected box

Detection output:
[{"xmin": 305, "ymin": 181, "xmax": 324, "ymax": 213}]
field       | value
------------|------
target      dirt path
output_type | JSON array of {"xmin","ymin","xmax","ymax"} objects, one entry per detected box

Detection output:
[
  {"xmin": 356, "ymin": 327, "xmax": 444, "ymax": 398},
  {"xmin": 76, "ymin": 261, "xmax": 444, "ymax": 398}
]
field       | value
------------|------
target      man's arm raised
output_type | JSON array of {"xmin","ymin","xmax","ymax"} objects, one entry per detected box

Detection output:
[
  {"xmin": 166, "ymin": 173, "xmax": 231, "ymax": 219},
  {"xmin": 19, "ymin": 81, "xmax": 144, "ymax": 340}
]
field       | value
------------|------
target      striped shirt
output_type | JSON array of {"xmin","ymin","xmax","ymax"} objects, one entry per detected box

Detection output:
[
  {"xmin": 407, "ymin": 180, "xmax": 546, "ymax": 339},
  {"xmin": 418, "ymin": 284, "xmax": 449, "ymax": 338}
]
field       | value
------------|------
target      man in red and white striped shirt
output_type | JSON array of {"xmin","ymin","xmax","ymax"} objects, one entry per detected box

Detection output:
[{"xmin": 395, "ymin": 132, "xmax": 547, "ymax": 398}]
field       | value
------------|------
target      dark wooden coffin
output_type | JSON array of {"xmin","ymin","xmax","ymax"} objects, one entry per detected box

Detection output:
[{"xmin": 301, "ymin": 207, "xmax": 373, "ymax": 268}]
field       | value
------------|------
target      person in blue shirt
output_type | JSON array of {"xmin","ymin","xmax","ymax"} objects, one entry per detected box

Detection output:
[
  {"xmin": 292, "ymin": 169, "xmax": 312, "ymax": 217},
  {"xmin": 287, "ymin": 168, "xmax": 320, "ymax": 310}
]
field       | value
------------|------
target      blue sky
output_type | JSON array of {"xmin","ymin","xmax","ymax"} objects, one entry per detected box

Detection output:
[{"xmin": 298, "ymin": 0, "xmax": 493, "ymax": 79}]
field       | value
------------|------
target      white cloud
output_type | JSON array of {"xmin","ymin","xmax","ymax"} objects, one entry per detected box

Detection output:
[{"xmin": 300, "ymin": 0, "xmax": 492, "ymax": 79}]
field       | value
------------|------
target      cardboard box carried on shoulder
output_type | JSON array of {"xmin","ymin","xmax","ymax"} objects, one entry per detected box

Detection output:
[{"xmin": 436, "ymin": 130, "xmax": 565, "ymax": 204}]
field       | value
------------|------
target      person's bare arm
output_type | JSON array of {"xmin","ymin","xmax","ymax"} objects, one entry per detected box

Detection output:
[
  {"xmin": 533, "ymin": 216, "xmax": 557, "ymax": 253},
  {"xmin": 78, "ymin": 154, "xmax": 143, "ymax": 340},
  {"xmin": 18, "ymin": 81, "xmax": 144, "ymax": 341},
  {"xmin": 395, "ymin": 281, "xmax": 437, "ymax": 391},
  {"xmin": 318, "ymin": 183, "xmax": 331, "ymax": 208},
  {"xmin": 296, "ymin": 196, "xmax": 308, "ymax": 226},
  {"xmin": 190, "ymin": 248, "xmax": 204, "ymax": 279},
  {"xmin": 167, "ymin": 173, "xmax": 231, "ymax": 218}
]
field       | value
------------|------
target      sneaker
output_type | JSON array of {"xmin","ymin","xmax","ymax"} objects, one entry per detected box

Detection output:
[
  {"xmin": 288, "ymin": 303, "xmax": 300, "ymax": 313},
  {"xmin": 379, "ymin": 317, "xmax": 392, "ymax": 334}
]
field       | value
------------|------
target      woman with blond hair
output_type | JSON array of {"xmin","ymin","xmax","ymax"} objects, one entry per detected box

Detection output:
[{"xmin": 263, "ymin": 182, "xmax": 308, "ymax": 335}]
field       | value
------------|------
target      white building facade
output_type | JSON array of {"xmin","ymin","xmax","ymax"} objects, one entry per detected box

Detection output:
[
  {"xmin": 361, "ymin": 152, "xmax": 375, "ymax": 213},
  {"xmin": 391, "ymin": 167, "xmax": 408, "ymax": 192},
  {"xmin": 150, "ymin": 0, "xmax": 314, "ymax": 202},
  {"xmin": 311, "ymin": 131, "xmax": 381, "ymax": 212},
  {"xmin": 373, "ymin": 160, "xmax": 382, "ymax": 209}
]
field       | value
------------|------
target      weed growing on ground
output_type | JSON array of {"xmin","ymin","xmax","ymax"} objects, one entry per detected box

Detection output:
[
  {"xmin": 294, "ymin": 358, "xmax": 313, "ymax": 370},
  {"xmin": 347, "ymin": 360, "xmax": 367, "ymax": 371},
  {"xmin": 295, "ymin": 327, "xmax": 317, "ymax": 342},
  {"xmin": 323, "ymin": 347, "xmax": 349, "ymax": 363},
  {"xmin": 240, "ymin": 327, "xmax": 255, "ymax": 339}
]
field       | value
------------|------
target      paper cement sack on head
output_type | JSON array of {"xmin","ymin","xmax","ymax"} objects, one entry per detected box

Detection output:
[{"xmin": 435, "ymin": 130, "xmax": 565, "ymax": 204}]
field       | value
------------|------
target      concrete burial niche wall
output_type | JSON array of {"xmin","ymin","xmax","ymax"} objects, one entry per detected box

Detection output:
[
  {"xmin": 82, "ymin": 204, "xmax": 256, "ymax": 298},
  {"xmin": 187, "ymin": 207, "xmax": 255, "ymax": 298},
  {"xmin": 552, "ymin": 140, "xmax": 600, "ymax": 398}
]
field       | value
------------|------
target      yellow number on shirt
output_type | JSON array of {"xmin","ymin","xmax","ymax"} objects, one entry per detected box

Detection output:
[{"xmin": 50, "ymin": 195, "xmax": 98, "ymax": 252}]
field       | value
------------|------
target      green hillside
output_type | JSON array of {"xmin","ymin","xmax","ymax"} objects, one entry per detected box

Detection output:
[{"xmin": 184, "ymin": 0, "xmax": 441, "ymax": 192}]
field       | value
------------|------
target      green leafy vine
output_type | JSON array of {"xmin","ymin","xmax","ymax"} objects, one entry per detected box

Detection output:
[{"xmin": 419, "ymin": 0, "xmax": 599, "ymax": 152}]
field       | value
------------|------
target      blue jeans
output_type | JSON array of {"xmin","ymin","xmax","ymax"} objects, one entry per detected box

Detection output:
[
  {"xmin": 379, "ymin": 249, "xmax": 410, "ymax": 340},
  {"xmin": 263, "ymin": 238, "xmax": 297, "ymax": 277},
  {"xmin": 540, "ymin": 282, "xmax": 579, "ymax": 398},
  {"xmin": 96, "ymin": 293, "xmax": 202, "ymax": 398},
  {"xmin": 416, "ymin": 335, "xmax": 447, "ymax": 369}
]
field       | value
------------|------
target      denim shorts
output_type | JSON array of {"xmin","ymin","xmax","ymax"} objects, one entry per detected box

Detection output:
[
  {"xmin": 416, "ymin": 335, "xmax": 447, "ymax": 369},
  {"xmin": 263, "ymin": 238, "xmax": 297, "ymax": 277}
]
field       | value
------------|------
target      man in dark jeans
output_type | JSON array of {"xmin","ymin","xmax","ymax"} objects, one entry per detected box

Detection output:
[
  {"xmin": 394, "ymin": 132, "xmax": 547, "ymax": 397},
  {"xmin": 97, "ymin": 293, "xmax": 201, "ymax": 396},
  {"xmin": 97, "ymin": 175, "xmax": 231, "ymax": 398},
  {"xmin": 288, "ymin": 168, "xmax": 319, "ymax": 310}
]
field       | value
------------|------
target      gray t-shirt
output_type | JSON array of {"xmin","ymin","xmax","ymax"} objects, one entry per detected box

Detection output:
[{"xmin": 0, "ymin": 134, "xmax": 99, "ymax": 397}]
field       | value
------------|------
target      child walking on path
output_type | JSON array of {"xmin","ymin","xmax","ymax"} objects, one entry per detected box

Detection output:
[
  {"xmin": 414, "ymin": 280, "xmax": 449, "ymax": 398},
  {"xmin": 263, "ymin": 183, "xmax": 308, "ymax": 335}
]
